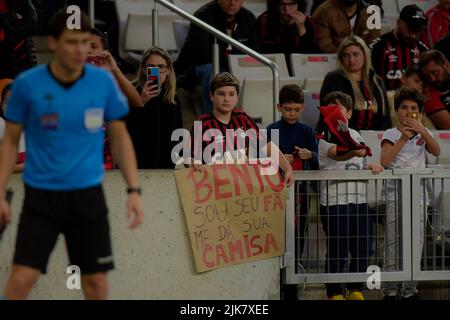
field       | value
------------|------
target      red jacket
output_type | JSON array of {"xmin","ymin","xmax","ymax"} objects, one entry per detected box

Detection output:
[{"xmin": 420, "ymin": 4, "xmax": 450, "ymax": 48}]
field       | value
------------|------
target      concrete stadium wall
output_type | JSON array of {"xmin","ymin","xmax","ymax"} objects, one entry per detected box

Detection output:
[{"xmin": 0, "ymin": 171, "xmax": 280, "ymax": 300}]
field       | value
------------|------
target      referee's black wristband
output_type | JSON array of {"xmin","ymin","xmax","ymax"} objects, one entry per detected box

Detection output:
[{"xmin": 127, "ymin": 187, "xmax": 142, "ymax": 195}]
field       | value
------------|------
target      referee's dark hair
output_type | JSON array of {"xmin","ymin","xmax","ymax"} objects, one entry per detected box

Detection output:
[
  {"xmin": 394, "ymin": 86, "xmax": 426, "ymax": 112},
  {"xmin": 48, "ymin": 8, "xmax": 91, "ymax": 39}
]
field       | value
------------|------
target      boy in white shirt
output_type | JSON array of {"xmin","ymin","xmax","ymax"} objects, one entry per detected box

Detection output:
[
  {"xmin": 319, "ymin": 91, "xmax": 384, "ymax": 300},
  {"xmin": 380, "ymin": 87, "xmax": 441, "ymax": 300}
]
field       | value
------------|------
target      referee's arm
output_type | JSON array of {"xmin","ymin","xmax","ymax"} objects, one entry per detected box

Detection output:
[
  {"xmin": 0, "ymin": 122, "xmax": 23, "ymax": 225},
  {"xmin": 106, "ymin": 120, "xmax": 144, "ymax": 229}
]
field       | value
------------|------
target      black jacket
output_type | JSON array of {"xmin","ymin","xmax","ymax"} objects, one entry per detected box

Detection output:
[
  {"xmin": 175, "ymin": 1, "xmax": 256, "ymax": 90},
  {"xmin": 0, "ymin": 0, "xmax": 38, "ymax": 78},
  {"xmin": 320, "ymin": 69, "xmax": 391, "ymax": 131},
  {"xmin": 126, "ymin": 87, "xmax": 183, "ymax": 169}
]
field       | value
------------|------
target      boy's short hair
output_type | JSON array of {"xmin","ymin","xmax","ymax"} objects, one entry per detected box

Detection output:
[
  {"xmin": 394, "ymin": 86, "xmax": 427, "ymax": 112},
  {"xmin": 48, "ymin": 8, "xmax": 91, "ymax": 39},
  {"xmin": 323, "ymin": 91, "xmax": 353, "ymax": 111},
  {"xmin": 279, "ymin": 84, "xmax": 304, "ymax": 105},
  {"xmin": 90, "ymin": 28, "xmax": 109, "ymax": 50},
  {"xmin": 210, "ymin": 72, "xmax": 240, "ymax": 95},
  {"xmin": 403, "ymin": 64, "xmax": 421, "ymax": 78}
]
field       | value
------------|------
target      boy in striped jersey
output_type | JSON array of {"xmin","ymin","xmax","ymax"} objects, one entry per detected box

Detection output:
[{"xmin": 189, "ymin": 72, "xmax": 293, "ymax": 187}]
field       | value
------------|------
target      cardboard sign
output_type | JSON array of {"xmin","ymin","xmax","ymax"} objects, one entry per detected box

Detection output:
[{"xmin": 175, "ymin": 164, "xmax": 286, "ymax": 272}]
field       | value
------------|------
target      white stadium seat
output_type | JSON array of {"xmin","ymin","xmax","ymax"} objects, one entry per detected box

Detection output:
[
  {"xmin": 124, "ymin": 14, "xmax": 153, "ymax": 52},
  {"xmin": 382, "ymin": 0, "xmax": 400, "ymax": 14},
  {"xmin": 157, "ymin": 13, "xmax": 179, "ymax": 53},
  {"xmin": 290, "ymin": 53, "xmax": 337, "ymax": 80},
  {"xmin": 239, "ymin": 78, "xmax": 304, "ymax": 127},
  {"xmin": 173, "ymin": 19, "xmax": 190, "ymax": 52},
  {"xmin": 433, "ymin": 131, "xmax": 450, "ymax": 166},
  {"xmin": 116, "ymin": 0, "xmax": 153, "ymax": 64},
  {"xmin": 302, "ymin": 78, "xmax": 324, "ymax": 92},
  {"xmin": 228, "ymin": 53, "xmax": 290, "ymax": 86},
  {"xmin": 302, "ymin": 91, "xmax": 321, "ymax": 129}
]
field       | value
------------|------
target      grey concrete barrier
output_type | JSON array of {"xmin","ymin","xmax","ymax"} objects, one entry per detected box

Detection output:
[{"xmin": 0, "ymin": 170, "xmax": 280, "ymax": 299}]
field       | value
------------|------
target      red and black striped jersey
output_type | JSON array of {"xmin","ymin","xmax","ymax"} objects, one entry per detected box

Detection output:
[
  {"xmin": 189, "ymin": 109, "xmax": 262, "ymax": 163},
  {"xmin": 370, "ymin": 31, "xmax": 428, "ymax": 91}
]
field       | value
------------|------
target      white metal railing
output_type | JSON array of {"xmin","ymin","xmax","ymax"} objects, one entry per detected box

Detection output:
[{"xmin": 284, "ymin": 169, "xmax": 450, "ymax": 286}]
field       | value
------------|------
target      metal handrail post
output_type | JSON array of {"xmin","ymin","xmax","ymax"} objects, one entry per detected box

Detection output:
[
  {"xmin": 213, "ymin": 38, "xmax": 220, "ymax": 76},
  {"xmin": 152, "ymin": 2, "xmax": 159, "ymax": 46},
  {"xmin": 89, "ymin": 0, "xmax": 95, "ymax": 27},
  {"xmin": 154, "ymin": 0, "xmax": 280, "ymax": 122}
]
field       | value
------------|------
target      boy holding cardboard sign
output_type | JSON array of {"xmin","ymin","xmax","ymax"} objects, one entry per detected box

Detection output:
[{"xmin": 189, "ymin": 72, "xmax": 294, "ymax": 187}]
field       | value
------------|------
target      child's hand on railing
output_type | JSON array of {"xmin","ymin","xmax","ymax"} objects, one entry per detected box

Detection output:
[{"xmin": 367, "ymin": 163, "xmax": 384, "ymax": 175}]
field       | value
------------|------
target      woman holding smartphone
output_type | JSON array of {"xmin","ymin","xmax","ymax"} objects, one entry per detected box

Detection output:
[{"xmin": 126, "ymin": 46, "xmax": 183, "ymax": 169}]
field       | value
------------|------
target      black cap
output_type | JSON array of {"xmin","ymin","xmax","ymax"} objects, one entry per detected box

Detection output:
[{"xmin": 399, "ymin": 5, "xmax": 427, "ymax": 33}]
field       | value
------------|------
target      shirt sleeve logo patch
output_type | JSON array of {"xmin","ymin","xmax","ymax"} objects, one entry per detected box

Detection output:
[{"xmin": 85, "ymin": 108, "xmax": 104, "ymax": 133}]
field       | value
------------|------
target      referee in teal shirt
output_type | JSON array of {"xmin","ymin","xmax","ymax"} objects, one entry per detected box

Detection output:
[{"xmin": 0, "ymin": 9, "xmax": 144, "ymax": 300}]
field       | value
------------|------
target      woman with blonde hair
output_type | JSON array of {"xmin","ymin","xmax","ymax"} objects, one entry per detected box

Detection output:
[
  {"xmin": 126, "ymin": 46, "xmax": 183, "ymax": 169},
  {"xmin": 320, "ymin": 35, "xmax": 391, "ymax": 130}
]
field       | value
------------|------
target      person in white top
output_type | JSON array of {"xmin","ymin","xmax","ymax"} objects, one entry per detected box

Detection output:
[
  {"xmin": 380, "ymin": 87, "xmax": 441, "ymax": 300},
  {"xmin": 319, "ymin": 91, "xmax": 384, "ymax": 300}
]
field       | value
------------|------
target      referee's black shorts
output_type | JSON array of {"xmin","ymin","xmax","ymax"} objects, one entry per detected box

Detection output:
[{"xmin": 13, "ymin": 184, "xmax": 114, "ymax": 274}]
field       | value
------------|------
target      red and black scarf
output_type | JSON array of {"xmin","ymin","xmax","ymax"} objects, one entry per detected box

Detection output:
[{"xmin": 319, "ymin": 105, "xmax": 372, "ymax": 156}]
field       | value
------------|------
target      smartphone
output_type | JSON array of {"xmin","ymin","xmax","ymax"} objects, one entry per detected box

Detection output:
[
  {"xmin": 0, "ymin": 188, "xmax": 13, "ymax": 240},
  {"xmin": 86, "ymin": 56, "xmax": 102, "ymax": 67},
  {"xmin": 147, "ymin": 66, "xmax": 160, "ymax": 92},
  {"xmin": 406, "ymin": 112, "xmax": 419, "ymax": 120}
]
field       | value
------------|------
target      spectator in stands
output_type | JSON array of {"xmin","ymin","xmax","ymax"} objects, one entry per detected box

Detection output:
[
  {"xmin": 266, "ymin": 84, "xmax": 318, "ymax": 300},
  {"xmin": 369, "ymin": 5, "xmax": 428, "ymax": 91},
  {"xmin": 420, "ymin": 0, "xmax": 450, "ymax": 48},
  {"xmin": 319, "ymin": 91, "xmax": 383, "ymax": 300},
  {"xmin": 0, "ymin": 79, "xmax": 25, "ymax": 172},
  {"xmin": 88, "ymin": 28, "xmax": 142, "ymax": 170},
  {"xmin": 88, "ymin": 28, "xmax": 142, "ymax": 108},
  {"xmin": 256, "ymin": 0, "xmax": 320, "ymax": 65},
  {"xmin": 380, "ymin": 87, "xmax": 440, "ymax": 300},
  {"xmin": 320, "ymin": 35, "xmax": 391, "ymax": 131},
  {"xmin": 435, "ymin": 31, "xmax": 450, "ymax": 61},
  {"xmin": 0, "ymin": 0, "xmax": 38, "ymax": 78},
  {"xmin": 418, "ymin": 50, "xmax": 450, "ymax": 129},
  {"xmin": 175, "ymin": 0, "xmax": 256, "ymax": 113},
  {"xmin": 126, "ymin": 46, "xmax": 183, "ymax": 169},
  {"xmin": 189, "ymin": 72, "xmax": 294, "ymax": 188},
  {"xmin": 311, "ymin": 0, "xmax": 380, "ymax": 53},
  {"xmin": 387, "ymin": 65, "xmax": 435, "ymax": 129},
  {"xmin": 267, "ymin": 84, "xmax": 318, "ymax": 170}
]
